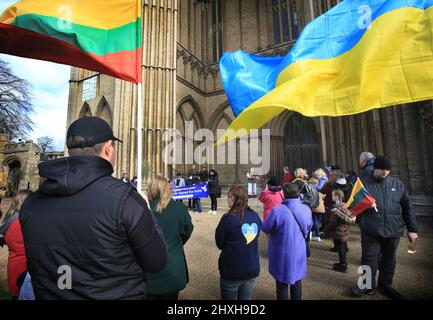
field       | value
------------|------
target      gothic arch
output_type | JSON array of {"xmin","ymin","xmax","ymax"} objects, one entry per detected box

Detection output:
[
  {"xmin": 208, "ymin": 100, "xmax": 234, "ymax": 132},
  {"xmin": 79, "ymin": 102, "xmax": 92, "ymax": 118},
  {"xmin": 268, "ymin": 110, "xmax": 294, "ymax": 136},
  {"xmin": 2, "ymin": 156, "xmax": 22, "ymax": 191},
  {"xmin": 176, "ymin": 95, "xmax": 205, "ymax": 132},
  {"xmin": 96, "ymin": 96, "xmax": 113, "ymax": 126},
  {"xmin": 284, "ymin": 112, "xmax": 321, "ymax": 173},
  {"xmin": 2, "ymin": 155, "xmax": 21, "ymax": 168}
]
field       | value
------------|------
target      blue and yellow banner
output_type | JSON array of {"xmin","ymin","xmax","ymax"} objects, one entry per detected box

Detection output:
[{"xmin": 219, "ymin": 0, "xmax": 433, "ymax": 143}]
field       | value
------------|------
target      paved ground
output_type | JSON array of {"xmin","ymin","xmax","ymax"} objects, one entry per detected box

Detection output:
[{"xmin": 1, "ymin": 197, "xmax": 432, "ymax": 300}]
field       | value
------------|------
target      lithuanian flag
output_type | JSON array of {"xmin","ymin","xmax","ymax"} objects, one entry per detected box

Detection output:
[
  {"xmin": 344, "ymin": 178, "xmax": 376, "ymax": 217},
  {"xmin": 0, "ymin": 0, "xmax": 142, "ymax": 83}
]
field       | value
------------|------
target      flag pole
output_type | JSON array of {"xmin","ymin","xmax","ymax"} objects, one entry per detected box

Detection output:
[{"xmin": 137, "ymin": 82, "xmax": 142, "ymax": 191}]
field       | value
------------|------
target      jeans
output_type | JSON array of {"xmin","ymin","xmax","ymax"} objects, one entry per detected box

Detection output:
[
  {"xmin": 276, "ymin": 280, "xmax": 302, "ymax": 300},
  {"xmin": 312, "ymin": 213, "xmax": 323, "ymax": 237},
  {"xmin": 210, "ymin": 195, "xmax": 218, "ymax": 211},
  {"xmin": 361, "ymin": 233, "xmax": 400, "ymax": 290},
  {"xmin": 220, "ymin": 277, "xmax": 256, "ymax": 300},
  {"xmin": 335, "ymin": 239, "xmax": 347, "ymax": 265},
  {"xmin": 193, "ymin": 198, "xmax": 202, "ymax": 212}
]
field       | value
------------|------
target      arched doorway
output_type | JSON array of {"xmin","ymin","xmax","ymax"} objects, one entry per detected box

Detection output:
[
  {"xmin": 3, "ymin": 157, "xmax": 22, "ymax": 192},
  {"xmin": 284, "ymin": 113, "xmax": 321, "ymax": 174}
]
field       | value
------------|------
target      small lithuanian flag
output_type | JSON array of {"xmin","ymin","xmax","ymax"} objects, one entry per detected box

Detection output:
[{"xmin": 344, "ymin": 178, "xmax": 376, "ymax": 217}]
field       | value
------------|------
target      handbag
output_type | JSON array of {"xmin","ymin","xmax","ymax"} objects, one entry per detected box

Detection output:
[{"xmin": 283, "ymin": 204, "xmax": 310, "ymax": 258}]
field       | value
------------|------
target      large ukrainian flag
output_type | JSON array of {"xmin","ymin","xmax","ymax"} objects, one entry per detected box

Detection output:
[
  {"xmin": 219, "ymin": 0, "xmax": 433, "ymax": 143},
  {"xmin": 0, "ymin": 0, "xmax": 142, "ymax": 83}
]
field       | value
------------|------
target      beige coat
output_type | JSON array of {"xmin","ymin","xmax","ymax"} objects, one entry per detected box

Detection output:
[{"xmin": 312, "ymin": 192, "xmax": 325, "ymax": 213}]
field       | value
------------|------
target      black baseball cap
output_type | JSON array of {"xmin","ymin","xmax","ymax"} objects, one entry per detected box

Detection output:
[{"xmin": 66, "ymin": 117, "xmax": 122, "ymax": 149}]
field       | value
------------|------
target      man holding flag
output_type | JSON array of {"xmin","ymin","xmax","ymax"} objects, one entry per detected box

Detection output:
[{"xmin": 351, "ymin": 156, "xmax": 418, "ymax": 300}]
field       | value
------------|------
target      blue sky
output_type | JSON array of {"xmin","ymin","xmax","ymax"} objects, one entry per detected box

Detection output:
[{"xmin": 0, "ymin": 0, "xmax": 70, "ymax": 151}]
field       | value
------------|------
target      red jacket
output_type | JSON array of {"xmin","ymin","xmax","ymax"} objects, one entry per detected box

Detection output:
[
  {"xmin": 4, "ymin": 219, "xmax": 27, "ymax": 297},
  {"xmin": 258, "ymin": 187, "xmax": 284, "ymax": 220},
  {"xmin": 281, "ymin": 172, "xmax": 293, "ymax": 185}
]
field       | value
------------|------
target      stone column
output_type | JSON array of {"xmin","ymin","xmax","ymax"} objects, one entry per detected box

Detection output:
[{"xmin": 142, "ymin": 0, "xmax": 178, "ymax": 178}]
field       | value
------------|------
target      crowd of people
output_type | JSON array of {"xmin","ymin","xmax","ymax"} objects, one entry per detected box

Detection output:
[{"xmin": 0, "ymin": 117, "xmax": 420, "ymax": 301}]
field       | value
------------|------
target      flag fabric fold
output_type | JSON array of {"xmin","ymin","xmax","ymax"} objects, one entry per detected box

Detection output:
[
  {"xmin": 0, "ymin": 0, "xmax": 142, "ymax": 83},
  {"xmin": 218, "ymin": 0, "xmax": 433, "ymax": 144},
  {"xmin": 344, "ymin": 178, "xmax": 376, "ymax": 217}
]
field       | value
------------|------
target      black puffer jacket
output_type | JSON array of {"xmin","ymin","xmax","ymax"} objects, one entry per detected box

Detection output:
[
  {"xmin": 358, "ymin": 174, "xmax": 418, "ymax": 238},
  {"xmin": 19, "ymin": 156, "xmax": 168, "ymax": 300},
  {"xmin": 208, "ymin": 175, "xmax": 219, "ymax": 195}
]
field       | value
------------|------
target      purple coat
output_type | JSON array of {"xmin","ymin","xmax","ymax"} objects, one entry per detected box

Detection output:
[{"xmin": 262, "ymin": 198, "xmax": 313, "ymax": 285}]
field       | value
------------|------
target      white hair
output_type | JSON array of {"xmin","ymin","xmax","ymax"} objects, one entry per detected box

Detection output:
[{"xmin": 359, "ymin": 152, "xmax": 374, "ymax": 162}]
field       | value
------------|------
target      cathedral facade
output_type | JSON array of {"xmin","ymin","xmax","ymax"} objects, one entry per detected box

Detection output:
[{"xmin": 66, "ymin": 0, "xmax": 433, "ymax": 206}]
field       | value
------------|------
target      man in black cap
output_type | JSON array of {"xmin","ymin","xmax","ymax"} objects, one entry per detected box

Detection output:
[
  {"xmin": 19, "ymin": 117, "xmax": 168, "ymax": 299},
  {"xmin": 351, "ymin": 155, "xmax": 418, "ymax": 300}
]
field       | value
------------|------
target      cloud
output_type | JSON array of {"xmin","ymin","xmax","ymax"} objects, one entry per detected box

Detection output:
[
  {"xmin": 30, "ymin": 87, "xmax": 69, "ymax": 151},
  {"xmin": 0, "ymin": 1, "xmax": 17, "ymax": 12}
]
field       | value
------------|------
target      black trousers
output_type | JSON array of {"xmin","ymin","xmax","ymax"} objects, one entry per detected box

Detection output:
[
  {"xmin": 276, "ymin": 280, "xmax": 302, "ymax": 300},
  {"xmin": 334, "ymin": 239, "xmax": 347, "ymax": 265},
  {"xmin": 210, "ymin": 194, "xmax": 218, "ymax": 211},
  {"xmin": 361, "ymin": 233, "xmax": 400, "ymax": 289}
]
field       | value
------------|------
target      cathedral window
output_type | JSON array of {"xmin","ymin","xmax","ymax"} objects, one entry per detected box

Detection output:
[
  {"xmin": 210, "ymin": 0, "xmax": 223, "ymax": 62},
  {"xmin": 319, "ymin": 0, "xmax": 341, "ymax": 15},
  {"xmin": 82, "ymin": 76, "xmax": 97, "ymax": 101},
  {"xmin": 272, "ymin": 0, "xmax": 299, "ymax": 45}
]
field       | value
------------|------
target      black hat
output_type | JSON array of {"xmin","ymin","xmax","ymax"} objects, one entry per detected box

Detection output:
[
  {"xmin": 66, "ymin": 117, "xmax": 122, "ymax": 149},
  {"xmin": 268, "ymin": 176, "xmax": 279, "ymax": 187},
  {"xmin": 374, "ymin": 155, "xmax": 392, "ymax": 170}
]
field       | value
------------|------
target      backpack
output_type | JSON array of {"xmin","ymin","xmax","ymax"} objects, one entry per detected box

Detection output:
[{"xmin": 300, "ymin": 183, "xmax": 320, "ymax": 209}]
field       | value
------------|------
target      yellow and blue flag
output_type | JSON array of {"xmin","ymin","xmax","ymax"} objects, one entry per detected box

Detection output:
[{"xmin": 219, "ymin": 0, "xmax": 433, "ymax": 143}]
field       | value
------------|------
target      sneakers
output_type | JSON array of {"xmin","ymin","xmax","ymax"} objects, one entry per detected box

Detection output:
[
  {"xmin": 212, "ymin": 210, "xmax": 217, "ymax": 215},
  {"xmin": 208, "ymin": 210, "xmax": 213, "ymax": 214},
  {"xmin": 351, "ymin": 286, "xmax": 376, "ymax": 297},
  {"xmin": 378, "ymin": 285, "xmax": 404, "ymax": 300},
  {"xmin": 332, "ymin": 263, "xmax": 347, "ymax": 273},
  {"xmin": 311, "ymin": 236, "xmax": 321, "ymax": 242}
]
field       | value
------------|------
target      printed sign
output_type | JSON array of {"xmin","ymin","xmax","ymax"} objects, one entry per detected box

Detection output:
[{"xmin": 172, "ymin": 183, "xmax": 209, "ymax": 200}]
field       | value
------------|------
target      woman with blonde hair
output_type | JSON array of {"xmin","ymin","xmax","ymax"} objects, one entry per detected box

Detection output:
[
  {"xmin": 293, "ymin": 168, "xmax": 309, "ymax": 182},
  {"xmin": 0, "ymin": 189, "xmax": 32, "ymax": 299},
  {"xmin": 313, "ymin": 168, "xmax": 328, "ymax": 191},
  {"xmin": 146, "ymin": 176, "xmax": 194, "ymax": 300}
]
